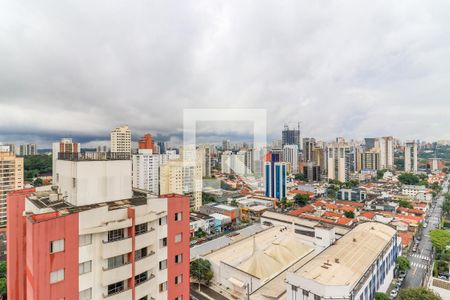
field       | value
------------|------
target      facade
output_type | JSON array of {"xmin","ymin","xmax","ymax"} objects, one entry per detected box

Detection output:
[
  {"xmin": 303, "ymin": 162, "xmax": 321, "ymax": 182},
  {"xmin": 327, "ymin": 140, "xmax": 353, "ymax": 182},
  {"xmin": 160, "ymin": 160, "xmax": 202, "ymax": 210},
  {"xmin": 52, "ymin": 138, "xmax": 81, "ymax": 179},
  {"xmin": 7, "ymin": 152, "xmax": 190, "ymax": 300},
  {"xmin": 264, "ymin": 161, "xmax": 287, "ymax": 200},
  {"xmin": 138, "ymin": 133, "xmax": 155, "ymax": 151},
  {"xmin": 303, "ymin": 138, "xmax": 316, "ymax": 162},
  {"xmin": 197, "ymin": 144, "xmax": 212, "ymax": 178},
  {"xmin": 132, "ymin": 149, "xmax": 161, "ymax": 195},
  {"xmin": 111, "ymin": 125, "xmax": 132, "ymax": 153},
  {"xmin": 221, "ymin": 150, "xmax": 253, "ymax": 176},
  {"xmin": 0, "ymin": 149, "xmax": 23, "ymax": 226},
  {"xmin": 286, "ymin": 222, "xmax": 400, "ymax": 300},
  {"xmin": 338, "ymin": 188, "xmax": 367, "ymax": 201},
  {"xmin": 283, "ymin": 144, "xmax": 299, "ymax": 174},
  {"xmin": 19, "ymin": 143, "xmax": 37, "ymax": 156},
  {"xmin": 404, "ymin": 141, "xmax": 418, "ymax": 174},
  {"xmin": 377, "ymin": 136, "xmax": 394, "ymax": 170},
  {"xmin": 282, "ymin": 123, "xmax": 301, "ymax": 150},
  {"xmin": 358, "ymin": 149, "xmax": 381, "ymax": 171}
]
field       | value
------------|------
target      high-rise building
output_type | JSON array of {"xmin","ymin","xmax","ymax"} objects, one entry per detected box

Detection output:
[
  {"xmin": 52, "ymin": 138, "xmax": 81, "ymax": 179},
  {"xmin": 357, "ymin": 149, "xmax": 381, "ymax": 171},
  {"xmin": 282, "ymin": 123, "xmax": 301, "ymax": 149},
  {"xmin": 327, "ymin": 140, "xmax": 353, "ymax": 182},
  {"xmin": 160, "ymin": 158, "xmax": 202, "ymax": 210},
  {"xmin": 0, "ymin": 147, "xmax": 23, "ymax": 226},
  {"xmin": 302, "ymin": 138, "xmax": 315, "ymax": 162},
  {"xmin": 220, "ymin": 150, "xmax": 253, "ymax": 176},
  {"xmin": 404, "ymin": 141, "xmax": 418, "ymax": 174},
  {"xmin": 376, "ymin": 136, "xmax": 394, "ymax": 170},
  {"xmin": 283, "ymin": 144, "xmax": 299, "ymax": 174},
  {"xmin": 19, "ymin": 143, "xmax": 37, "ymax": 156},
  {"xmin": 133, "ymin": 149, "xmax": 161, "ymax": 195},
  {"xmin": 7, "ymin": 151, "xmax": 190, "ymax": 300},
  {"xmin": 303, "ymin": 162, "xmax": 321, "ymax": 182},
  {"xmin": 138, "ymin": 133, "xmax": 155, "ymax": 151},
  {"xmin": 197, "ymin": 145, "xmax": 212, "ymax": 178},
  {"xmin": 264, "ymin": 161, "xmax": 286, "ymax": 200},
  {"xmin": 111, "ymin": 125, "xmax": 131, "ymax": 153},
  {"xmin": 222, "ymin": 140, "xmax": 230, "ymax": 151}
]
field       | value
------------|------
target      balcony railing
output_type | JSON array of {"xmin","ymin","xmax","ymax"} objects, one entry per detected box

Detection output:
[{"xmin": 58, "ymin": 152, "xmax": 131, "ymax": 161}]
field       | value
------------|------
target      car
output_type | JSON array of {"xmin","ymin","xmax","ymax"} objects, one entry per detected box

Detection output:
[
  {"xmin": 423, "ymin": 223, "xmax": 428, "ymax": 228},
  {"xmin": 438, "ymin": 275, "xmax": 448, "ymax": 281},
  {"xmin": 390, "ymin": 289, "xmax": 398, "ymax": 298},
  {"xmin": 399, "ymin": 271, "xmax": 406, "ymax": 278}
]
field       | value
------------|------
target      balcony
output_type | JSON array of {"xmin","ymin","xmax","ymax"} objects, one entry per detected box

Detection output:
[
  {"xmin": 102, "ymin": 262, "xmax": 132, "ymax": 286},
  {"xmin": 135, "ymin": 274, "xmax": 156, "ymax": 299},
  {"xmin": 135, "ymin": 252, "xmax": 156, "ymax": 275},
  {"xmin": 135, "ymin": 228, "xmax": 156, "ymax": 250},
  {"xmin": 103, "ymin": 287, "xmax": 132, "ymax": 300},
  {"xmin": 102, "ymin": 237, "xmax": 132, "ymax": 259}
]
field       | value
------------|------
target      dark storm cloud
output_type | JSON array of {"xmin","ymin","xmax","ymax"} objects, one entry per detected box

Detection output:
[{"xmin": 1, "ymin": 0, "xmax": 450, "ymax": 147}]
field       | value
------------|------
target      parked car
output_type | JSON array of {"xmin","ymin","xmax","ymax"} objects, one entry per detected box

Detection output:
[
  {"xmin": 399, "ymin": 271, "xmax": 406, "ymax": 278},
  {"xmin": 390, "ymin": 289, "xmax": 398, "ymax": 299}
]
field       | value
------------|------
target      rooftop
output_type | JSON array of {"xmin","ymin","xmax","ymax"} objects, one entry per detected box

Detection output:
[
  {"xmin": 57, "ymin": 151, "xmax": 131, "ymax": 161},
  {"xmin": 293, "ymin": 222, "xmax": 396, "ymax": 288}
]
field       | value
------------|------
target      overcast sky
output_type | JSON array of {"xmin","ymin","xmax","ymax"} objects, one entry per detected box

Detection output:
[{"xmin": 1, "ymin": 0, "xmax": 450, "ymax": 147}]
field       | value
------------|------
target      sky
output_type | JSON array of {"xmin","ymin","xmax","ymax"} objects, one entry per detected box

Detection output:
[{"xmin": 1, "ymin": 0, "xmax": 450, "ymax": 148}]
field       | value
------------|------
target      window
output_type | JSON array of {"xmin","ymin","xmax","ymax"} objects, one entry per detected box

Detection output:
[
  {"xmin": 175, "ymin": 212, "xmax": 182, "ymax": 221},
  {"xmin": 175, "ymin": 296, "xmax": 183, "ymax": 300},
  {"xmin": 108, "ymin": 255, "xmax": 125, "ymax": 269},
  {"xmin": 135, "ymin": 247, "xmax": 148, "ymax": 260},
  {"xmin": 302, "ymin": 289, "xmax": 308, "ymax": 296},
  {"xmin": 138, "ymin": 297, "xmax": 148, "ymax": 300},
  {"xmin": 175, "ymin": 253, "xmax": 183, "ymax": 264},
  {"xmin": 79, "ymin": 234, "xmax": 92, "ymax": 247},
  {"xmin": 50, "ymin": 269, "xmax": 65, "ymax": 284},
  {"xmin": 135, "ymin": 271, "xmax": 148, "ymax": 286},
  {"xmin": 175, "ymin": 274, "xmax": 183, "ymax": 285},
  {"xmin": 107, "ymin": 229, "xmax": 124, "ymax": 242},
  {"xmin": 79, "ymin": 261, "xmax": 92, "ymax": 275},
  {"xmin": 72, "ymin": 177, "xmax": 77, "ymax": 188},
  {"xmin": 159, "ymin": 259, "xmax": 167, "ymax": 270},
  {"xmin": 79, "ymin": 288, "xmax": 92, "ymax": 300},
  {"xmin": 135, "ymin": 223, "xmax": 148, "ymax": 235},
  {"xmin": 50, "ymin": 239, "xmax": 65, "ymax": 253},
  {"xmin": 159, "ymin": 281, "xmax": 167, "ymax": 292},
  {"xmin": 107, "ymin": 281, "xmax": 124, "ymax": 296},
  {"xmin": 175, "ymin": 233, "xmax": 182, "ymax": 243},
  {"xmin": 160, "ymin": 237, "xmax": 167, "ymax": 248},
  {"xmin": 159, "ymin": 216, "xmax": 167, "ymax": 226},
  {"xmin": 314, "ymin": 295, "xmax": 321, "ymax": 300}
]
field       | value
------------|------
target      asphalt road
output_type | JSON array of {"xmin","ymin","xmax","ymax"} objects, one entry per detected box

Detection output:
[{"xmin": 403, "ymin": 178, "xmax": 449, "ymax": 289}]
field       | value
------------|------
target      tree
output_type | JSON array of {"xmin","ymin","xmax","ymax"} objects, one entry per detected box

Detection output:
[
  {"xmin": 374, "ymin": 292, "xmax": 389, "ymax": 300},
  {"xmin": 190, "ymin": 258, "xmax": 214, "ymax": 286},
  {"xmin": 24, "ymin": 155, "xmax": 52, "ymax": 181},
  {"xmin": 398, "ymin": 288, "xmax": 442, "ymax": 300},
  {"xmin": 294, "ymin": 173, "xmax": 306, "ymax": 181},
  {"xmin": 294, "ymin": 194, "xmax": 309, "ymax": 206},
  {"xmin": 0, "ymin": 261, "xmax": 5, "ymax": 298},
  {"xmin": 344, "ymin": 211, "xmax": 355, "ymax": 218},
  {"xmin": 202, "ymin": 192, "xmax": 217, "ymax": 204},
  {"xmin": 396, "ymin": 256, "xmax": 411, "ymax": 272},
  {"xmin": 430, "ymin": 230, "xmax": 450, "ymax": 253},
  {"xmin": 398, "ymin": 198, "xmax": 413, "ymax": 209},
  {"xmin": 398, "ymin": 173, "xmax": 420, "ymax": 185},
  {"xmin": 230, "ymin": 199, "xmax": 239, "ymax": 207},
  {"xmin": 376, "ymin": 170, "xmax": 387, "ymax": 180},
  {"xmin": 33, "ymin": 178, "xmax": 43, "ymax": 187}
]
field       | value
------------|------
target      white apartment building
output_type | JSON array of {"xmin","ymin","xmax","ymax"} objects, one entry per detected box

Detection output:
[
  {"xmin": 52, "ymin": 138, "xmax": 81, "ymax": 179},
  {"xmin": 286, "ymin": 222, "xmax": 400, "ymax": 300},
  {"xmin": 404, "ymin": 141, "xmax": 418, "ymax": 174},
  {"xmin": 132, "ymin": 149, "xmax": 161, "ymax": 195},
  {"xmin": 376, "ymin": 136, "xmax": 394, "ymax": 170},
  {"xmin": 111, "ymin": 125, "xmax": 131, "ymax": 153},
  {"xmin": 221, "ymin": 150, "xmax": 253, "ymax": 176},
  {"xmin": 327, "ymin": 141, "xmax": 352, "ymax": 182},
  {"xmin": 221, "ymin": 151, "xmax": 233, "ymax": 174},
  {"xmin": 283, "ymin": 144, "xmax": 299, "ymax": 174},
  {"xmin": 19, "ymin": 143, "xmax": 37, "ymax": 156}
]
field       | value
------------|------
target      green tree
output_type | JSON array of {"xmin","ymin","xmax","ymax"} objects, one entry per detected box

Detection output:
[
  {"xmin": 430, "ymin": 230, "xmax": 450, "ymax": 253},
  {"xmin": 24, "ymin": 155, "xmax": 52, "ymax": 181},
  {"xmin": 202, "ymin": 192, "xmax": 217, "ymax": 204},
  {"xmin": 344, "ymin": 211, "xmax": 355, "ymax": 218},
  {"xmin": 294, "ymin": 194, "xmax": 309, "ymax": 206},
  {"xmin": 398, "ymin": 288, "xmax": 442, "ymax": 300},
  {"xmin": 33, "ymin": 177, "xmax": 43, "ymax": 187},
  {"xmin": 398, "ymin": 173, "xmax": 420, "ymax": 185},
  {"xmin": 396, "ymin": 256, "xmax": 411, "ymax": 272},
  {"xmin": 374, "ymin": 292, "xmax": 389, "ymax": 300},
  {"xmin": 230, "ymin": 199, "xmax": 239, "ymax": 207},
  {"xmin": 294, "ymin": 173, "xmax": 306, "ymax": 181},
  {"xmin": 398, "ymin": 198, "xmax": 413, "ymax": 209},
  {"xmin": 190, "ymin": 258, "xmax": 214, "ymax": 286},
  {"xmin": 0, "ymin": 261, "xmax": 5, "ymax": 298},
  {"xmin": 376, "ymin": 169, "xmax": 387, "ymax": 180}
]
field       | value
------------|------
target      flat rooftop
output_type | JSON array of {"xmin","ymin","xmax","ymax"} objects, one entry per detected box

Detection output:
[{"xmin": 293, "ymin": 222, "xmax": 396, "ymax": 287}]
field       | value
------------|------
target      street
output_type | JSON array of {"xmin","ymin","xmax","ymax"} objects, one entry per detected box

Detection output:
[{"xmin": 403, "ymin": 178, "xmax": 449, "ymax": 288}]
